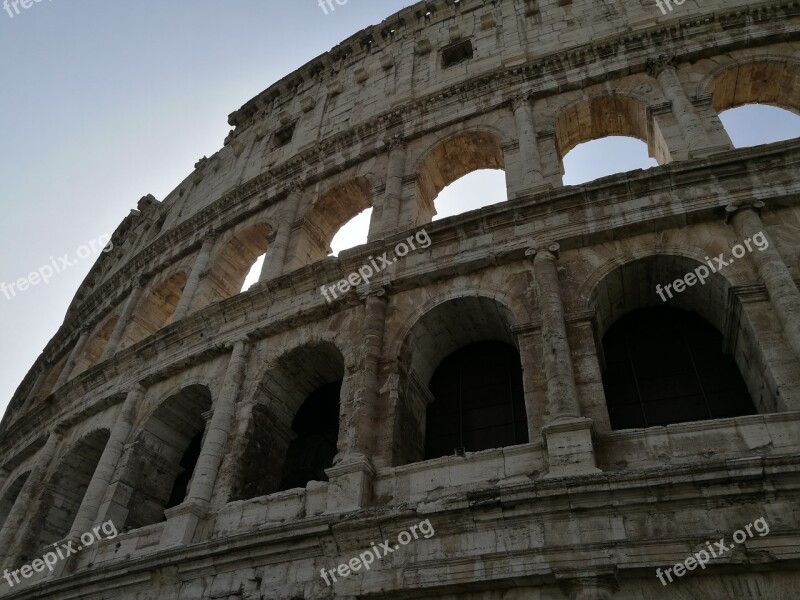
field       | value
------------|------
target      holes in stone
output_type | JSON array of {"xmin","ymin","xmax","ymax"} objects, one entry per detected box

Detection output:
[
  {"xmin": 273, "ymin": 122, "xmax": 296, "ymax": 149},
  {"xmin": 424, "ymin": 341, "xmax": 527, "ymax": 460},
  {"xmin": 442, "ymin": 39, "xmax": 474, "ymax": 68},
  {"xmin": 601, "ymin": 307, "xmax": 757, "ymax": 430}
]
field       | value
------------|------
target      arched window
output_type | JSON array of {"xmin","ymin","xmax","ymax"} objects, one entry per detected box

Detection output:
[
  {"xmin": 231, "ymin": 343, "xmax": 344, "ymax": 501},
  {"xmin": 330, "ymin": 207, "xmax": 372, "ymax": 256},
  {"xmin": 562, "ymin": 136, "xmax": 658, "ymax": 185},
  {"xmin": 601, "ymin": 307, "xmax": 756, "ymax": 430},
  {"xmin": 719, "ymin": 104, "xmax": 800, "ymax": 149},
  {"xmin": 555, "ymin": 95, "xmax": 662, "ymax": 185},
  {"xmin": 416, "ymin": 132, "xmax": 507, "ymax": 223},
  {"xmin": 195, "ymin": 223, "xmax": 272, "ymax": 306},
  {"xmin": 293, "ymin": 179, "xmax": 373, "ymax": 268},
  {"xmin": 432, "ymin": 169, "xmax": 508, "ymax": 221},
  {"xmin": 278, "ymin": 380, "xmax": 341, "ymax": 491},
  {"xmin": 121, "ymin": 385, "xmax": 212, "ymax": 529},
  {"xmin": 24, "ymin": 429, "xmax": 110, "ymax": 558},
  {"xmin": 120, "ymin": 271, "xmax": 187, "ymax": 349},
  {"xmin": 425, "ymin": 341, "xmax": 527, "ymax": 460},
  {"xmin": 0, "ymin": 472, "xmax": 29, "ymax": 531}
]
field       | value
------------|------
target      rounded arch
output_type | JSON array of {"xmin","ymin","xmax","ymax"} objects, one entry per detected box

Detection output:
[
  {"xmin": 392, "ymin": 294, "xmax": 526, "ymax": 466},
  {"xmin": 23, "ymin": 428, "xmax": 110, "ymax": 558},
  {"xmin": 71, "ymin": 314, "xmax": 119, "ymax": 377},
  {"xmin": 586, "ymin": 253, "xmax": 734, "ymax": 339},
  {"xmin": 120, "ymin": 270, "xmax": 188, "ymax": 349},
  {"xmin": 554, "ymin": 94, "xmax": 652, "ymax": 163},
  {"xmin": 0, "ymin": 471, "xmax": 29, "ymax": 531},
  {"xmin": 587, "ymin": 254, "xmax": 774, "ymax": 422},
  {"xmin": 193, "ymin": 222, "xmax": 274, "ymax": 310},
  {"xmin": 231, "ymin": 341, "xmax": 345, "ymax": 500},
  {"xmin": 708, "ymin": 58, "xmax": 800, "ymax": 115},
  {"xmin": 414, "ymin": 130, "xmax": 506, "ymax": 217},
  {"xmin": 119, "ymin": 384, "xmax": 213, "ymax": 530},
  {"xmin": 295, "ymin": 178, "xmax": 374, "ymax": 266}
]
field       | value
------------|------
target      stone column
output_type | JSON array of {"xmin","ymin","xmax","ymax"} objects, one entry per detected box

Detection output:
[
  {"xmin": 511, "ymin": 325, "xmax": 548, "ymax": 442},
  {"xmin": 530, "ymin": 244, "xmax": 580, "ymax": 422},
  {"xmin": 324, "ymin": 291, "xmax": 385, "ymax": 512},
  {"xmin": 511, "ymin": 94, "xmax": 547, "ymax": 194},
  {"xmin": 68, "ymin": 385, "xmax": 144, "ymax": 538},
  {"xmin": 261, "ymin": 185, "xmax": 303, "ymax": 281},
  {"xmin": 379, "ymin": 136, "xmax": 407, "ymax": 237},
  {"xmin": 52, "ymin": 326, "xmax": 91, "ymax": 390},
  {"xmin": 527, "ymin": 244, "xmax": 600, "ymax": 477},
  {"xmin": 173, "ymin": 236, "xmax": 216, "ymax": 321},
  {"xmin": 0, "ymin": 427, "xmax": 63, "ymax": 568},
  {"xmin": 728, "ymin": 202, "xmax": 800, "ymax": 359},
  {"xmin": 162, "ymin": 340, "xmax": 249, "ymax": 546},
  {"xmin": 647, "ymin": 55, "xmax": 717, "ymax": 156},
  {"xmin": 99, "ymin": 279, "xmax": 146, "ymax": 361}
]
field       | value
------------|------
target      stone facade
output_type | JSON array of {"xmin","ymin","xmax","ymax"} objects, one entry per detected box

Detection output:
[{"xmin": 1, "ymin": 0, "xmax": 799, "ymax": 598}]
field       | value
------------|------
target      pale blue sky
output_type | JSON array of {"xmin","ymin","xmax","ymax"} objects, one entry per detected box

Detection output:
[{"xmin": 2, "ymin": 1, "xmax": 800, "ymax": 419}]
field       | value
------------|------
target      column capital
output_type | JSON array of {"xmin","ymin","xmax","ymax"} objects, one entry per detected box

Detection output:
[
  {"xmin": 525, "ymin": 242, "xmax": 561, "ymax": 261},
  {"xmin": 384, "ymin": 133, "xmax": 406, "ymax": 151},
  {"xmin": 646, "ymin": 54, "xmax": 676, "ymax": 77},
  {"xmin": 725, "ymin": 200, "xmax": 765, "ymax": 222},
  {"xmin": 286, "ymin": 179, "xmax": 305, "ymax": 195},
  {"xmin": 509, "ymin": 91, "xmax": 533, "ymax": 111}
]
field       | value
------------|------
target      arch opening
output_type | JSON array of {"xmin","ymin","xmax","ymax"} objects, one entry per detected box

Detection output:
[
  {"xmin": 195, "ymin": 223, "xmax": 272, "ymax": 307},
  {"xmin": 562, "ymin": 136, "xmax": 658, "ymax": 185},
  {"xmin": 231, "ymin": 343, "xmax": 344, "ymax": 501},
  {"xmin": 0, "ymin": 472, "xmax": 29, "ymax": 532},
  {"xmin": 394, "ymin": 296, "xmax": 527, "ymax": 466},
  {"xmin": 24, "ymin": 429, "xmax": 110, "ymax": 559},
  {"xmin": 432, "ymin": 169, "xmax": 508, "ymax": 221},
  {"xmin": 330, "ymin": 207, "xmax": 372, "ymax": 256},
  {"xmin": 121, "ymin": 385, "xmax": 212, "ymax": 530},
  {"xmin": 555, "ymin": 95, "xmax": 661, "ymax": 184},
  {"xmin": 71, "ymin": 315, "xmax": 119, "ymax": 377},
  {"xmin": 602, "ymin": 306, "xmax": 757, "ymax": 430},
  {"xmin": 121, "ymin": 271, "xmax": 187, "ymax": 349},
  {"xmin": 296, "ymin": 179, "xmax": 373, "ymax": 267},
  {"xmin": 719, "ymin": 104, "xmax": 800, "ymax": 148},
  {"xmin": 589, "ymin": 255, "xmax": 772, "ymax": 428},
  {"xmin": 424, "ymin": 341, "xmax": 527, "ymax": 460},
  {"xmin": 416, "ymin": 132, "xmax": 506, "ymax": 222}
]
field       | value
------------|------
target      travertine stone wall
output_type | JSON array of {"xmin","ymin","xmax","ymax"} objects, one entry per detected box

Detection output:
[{"xmin": 1, "ymin": 0, "xmax": 800, "ymax": 598}]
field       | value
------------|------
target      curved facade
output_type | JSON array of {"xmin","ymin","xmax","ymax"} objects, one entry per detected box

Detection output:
[{"xmin": 1, "ymin": 0, "xmax": 800, "ymax": 598}]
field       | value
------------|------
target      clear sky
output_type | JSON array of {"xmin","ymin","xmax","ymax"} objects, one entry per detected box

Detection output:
[{"xmin": 1, "ymin": 1, "xmax": 799, "ymax": 420}]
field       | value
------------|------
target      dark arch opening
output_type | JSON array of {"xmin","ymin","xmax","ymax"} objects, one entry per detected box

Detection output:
[
  {"xmin": 278, "ymin": 380, "xmax": 341, "ymax": 491},
  {"xmin": 0, "ymin": 473, "xmax": 29, "ymax": 531},
  {"xmin": 164, "ymin": 429, "xmax": 205, "ymax": 513},
  {"xmin": 601, "ymin": 306, "xmax": 757, "ymax": 430},
  {"xmin": 424, "ymin": 341, "xmax": 527, "ymax": 460}
]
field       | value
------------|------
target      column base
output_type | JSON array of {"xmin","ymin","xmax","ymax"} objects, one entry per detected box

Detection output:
[
  {"xmin": 161, "ymin": 501, "xmax": 209, "ymax": 547},
  {"xmin": 324, "ymin": 454, "xmax": 375, "ymax": 513},
  {"xmin": 541, "ymin": 417, "xmax": 601, "ymax": 478}
]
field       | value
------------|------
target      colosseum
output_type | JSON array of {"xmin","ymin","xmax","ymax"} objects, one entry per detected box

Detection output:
[{"xmin": 1, "ymin": 0, "xmax": 799, "ymax": 598}]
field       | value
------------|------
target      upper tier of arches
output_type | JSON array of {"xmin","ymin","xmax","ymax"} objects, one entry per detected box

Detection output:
[{"xmin": 11, "ymin": 18, "xmax": 800, "ymax": 416}]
